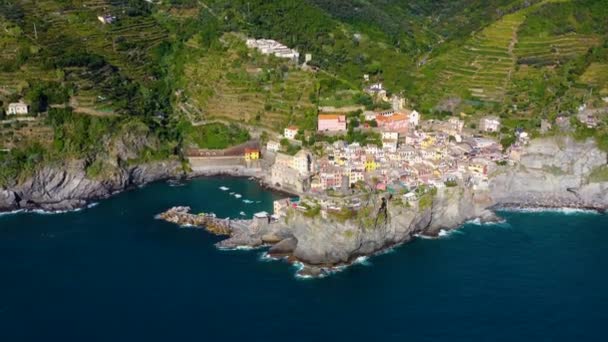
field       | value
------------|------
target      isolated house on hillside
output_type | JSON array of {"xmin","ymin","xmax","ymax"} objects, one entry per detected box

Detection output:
[
  {"xmin": 7, "ymin": 102, "xmax": 28, "ymax": 115},
  {"xmin": 97, "ymin": 14, "xmax": 116, "ymax": 24},
  {"xmin": 284, "ymin": 126, "xmax": 298, "ymax": 140}
]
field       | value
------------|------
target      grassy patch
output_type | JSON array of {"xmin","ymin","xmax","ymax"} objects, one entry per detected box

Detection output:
[
  {"xmin": 588, "ymin": 165, "xmax": 608, "ymax": 183},
  {"xmin": 180, "ymin": 121, "xmax": 250, "ymax": 150}
]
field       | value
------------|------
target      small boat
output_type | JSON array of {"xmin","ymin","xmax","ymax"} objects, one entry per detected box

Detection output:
[
  {"xmin": 234, "ymin": 194, "xmax": 242, "ymax": 199},
  {"xmin": 219, "ymin": 186, "xmax": 230, "ymax": 191}
]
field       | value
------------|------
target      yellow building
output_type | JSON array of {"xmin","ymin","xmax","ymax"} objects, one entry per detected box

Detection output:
[
  {"xmin": 365, "ymin": 159, "xmax": 378, "ymax": 172},
  {"xmin": 421, "ymin": 136, "xmax": 436, "ymax": 149},
  {"xmin": 244, "ymin": 148, "xmax": 260, "ymax": 160}
]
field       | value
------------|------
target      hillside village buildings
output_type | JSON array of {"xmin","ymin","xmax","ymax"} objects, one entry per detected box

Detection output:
[
  {"xmin": 246, "ymin": 38, "xmax": 300, "ymax": 62},
  {"xmin": 270, "ymin": 111, "xmax": 506, "ymax": 206},
  {"xmin": 7, "ymin": 102, "xmax": 28, "ymax": 115}
]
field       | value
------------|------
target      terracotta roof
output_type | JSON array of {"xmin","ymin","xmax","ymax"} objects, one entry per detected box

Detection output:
[
  {"xmin": 286, "ymin": 126, "xmax": 298, "ymax": 130},
  {"xmin": 376, "ymin": 113, "xmax": 408, "ymax": 123},
  {"xmin": 318, "ymin": 114, "xmax": 346, "ymax": 121}
]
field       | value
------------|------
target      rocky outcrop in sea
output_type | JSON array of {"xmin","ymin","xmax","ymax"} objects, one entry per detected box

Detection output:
[{"xmin": 156, "ymin": 136, "xmax": 608, "ymax": 276}]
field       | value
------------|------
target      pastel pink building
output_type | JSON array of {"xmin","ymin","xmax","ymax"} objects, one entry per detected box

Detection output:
[
  {"xmin": 376, "ymin": 113, "xmax": 409, "ymax": 133},
  {"xmin": 318, "ymin": 114, "xmax": 347, "ymax": 132}
]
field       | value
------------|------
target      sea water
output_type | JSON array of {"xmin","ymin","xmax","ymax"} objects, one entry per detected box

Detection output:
[{"xmin": 0, "ymin": 177, "xmax": 607, "ymax": 341}]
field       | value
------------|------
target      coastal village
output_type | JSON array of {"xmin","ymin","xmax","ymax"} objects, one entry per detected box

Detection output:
[
  {"xmin": 175, "ymin": 37, "xmax": 606, "ymax": 223},
  {"xmin": 265, "ymin": 98, "xmax": 510, "ymax": 219}
]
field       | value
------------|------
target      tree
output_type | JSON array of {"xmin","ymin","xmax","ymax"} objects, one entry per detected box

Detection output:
[{"xmin": 25, "ymin": 85, "xmax": 48, "ymax": 114}]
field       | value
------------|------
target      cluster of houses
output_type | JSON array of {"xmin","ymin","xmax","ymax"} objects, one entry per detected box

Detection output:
[
  {"xmin": 266, "ymin": 106, "xmax": 513, "ymax": 214},
  {"xmin": 245, "ymin": 38, "xmax": 301, "ymax": 62}
]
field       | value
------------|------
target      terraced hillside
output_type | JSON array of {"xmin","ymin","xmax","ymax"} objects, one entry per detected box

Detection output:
[
  {"xmin": 515, "ymin": 34, "xmax": 600, "ymax": 66},
  {"xmin": 424, "ymin": 1, "xmax": 565, "ymax": 104},
  {"xmin": 0, "ymin": 0, "xmax": 168, "ymax": 115},
  {"xmin": 177, "ymin": 34, "xmax": 318, "ymax": 132},
  {"xmin": 580, "ymin": 63, "xmax": 608, "ymax": 95}
]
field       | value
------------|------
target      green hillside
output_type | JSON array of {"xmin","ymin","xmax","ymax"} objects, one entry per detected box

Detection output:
[{"xmin": 1, "ymin": 0, "xmax": 607, "ymax": 184}]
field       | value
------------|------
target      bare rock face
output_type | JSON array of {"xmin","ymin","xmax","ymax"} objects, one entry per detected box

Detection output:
[
  {"xmin": 290, "ymin": 187, "xmax": 493, "ymax": 266},
  {"xmin": 490, "ymin": 137, "xmax": 608, "ymax": 209},
  {"xmin": 268, "ymin": 237, "xmax": 298, "ymax": 256},
  {"xmin": 0, "ymin": 190, "xmax": 18, "ymax": 211}
]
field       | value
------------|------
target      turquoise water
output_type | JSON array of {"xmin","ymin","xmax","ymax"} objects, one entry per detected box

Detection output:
[{"xmin": 1, "ymin": 178, "xmax": 607, "ymax": 341}]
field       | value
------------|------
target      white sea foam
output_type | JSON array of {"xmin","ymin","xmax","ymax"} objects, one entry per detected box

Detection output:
[
  {"xmin": 218, "ymin": 244, "xmax": 268, "ymax": 251},
  {"xmin": 239, "ymin": 211, "xmax": 246, "ymax": 216},
  {"xmin": 242, "ymin": 199, "xmax": 254, "ymax": 204},
  {"xmin": 0, "ymin": 209, "xmax": 24, "ymax": 217},
  {"xmin": 259, "ymin": 252, "xmax": 281, "ymax": 262},
  {"xmin": 467, "ymin": 217, "xmax": 508, "ymax": 225},
  {"xmin": 501, "ymin": 207, "xmax": 600, "ymax": 215},
  {"xmin": 353, "ymin": 256, "xmax": 372, "ymax": 266},
  {"xmin": 415, "ymin": 229, "xmax": 463, "ymax": 240},
  {"xmin": 219, "ymin": 186, "xmax": 230, "ymax": 191},
  {"xmin": 438, "ymin": 229, "xmax": 464, "ymax": 238},
  {"xmin": 234, "ymin": 194, "xmax": 242, "ymax": 199}
]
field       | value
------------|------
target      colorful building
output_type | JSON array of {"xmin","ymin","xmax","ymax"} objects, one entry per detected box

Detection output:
[
  {"xmin": 244, "ymin": 148, "xmax": 260, "ymax": 160},
  {"xmin": 376, "ymin": 113, "xmax": 409, "ymax": 133},
  {"xmin": 318, "ymin": 114, "xmax": 347, "ymax": 132}
]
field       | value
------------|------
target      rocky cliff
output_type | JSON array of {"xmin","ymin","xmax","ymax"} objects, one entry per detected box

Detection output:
[
  {"xmin": 0, "ymin": 124, "xmax": 184, "ymax": 212},
  {"xmin": 490, "ymin": 136, "xmax": 608, "ymax": 209},
  {"xmin": 285, "ymin": 187, "xmax": 497, "ymax": 269},
  {"xmin": 0, "ymin": 160, "xmax": 183, "ymax": 212}
]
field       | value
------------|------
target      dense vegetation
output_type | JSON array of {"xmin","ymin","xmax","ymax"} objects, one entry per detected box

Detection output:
[{"xmin": 1, "ymin": 0, "xmax": 607, "ymax": 186}]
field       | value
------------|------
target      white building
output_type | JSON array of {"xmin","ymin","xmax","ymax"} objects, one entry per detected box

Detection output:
[
  {"xmin": 479, "ymin": 116, "xmax": 501, "ymax": 133},
  {"xmin": 284, "ymin": 126, "xmax": 298, "ymax": 140},
  {"xmin": 381, "ymin": 132, "xmax": 399, "ymax": 141},
  {"xmin": 448, "ymin": 117, "xmax": 464, "ymax": 133},
  {"xmin": 97, "ymin": 14, "xmax": 116, "ymax": 24},
  {"xmin": 266, "ymin": 140, "xmax": 280, "ymax": 152},
  {"xmin": 391, "ymin": 95, "xmax": 405, "ymax": 111},
  {"xmin": 363, "ymin": 111, "xmax": 377, "ymax": 121},
  {"xmin": 7, "ymin": 102, "xmax": 28, "ymax": 115},
  {"xmin": 408, "ymin": 110, "xmax": 420, "ymax": 127},
  {"xmin": 292, "ymin": 150, "xmax": 312, "ymax": 175}
]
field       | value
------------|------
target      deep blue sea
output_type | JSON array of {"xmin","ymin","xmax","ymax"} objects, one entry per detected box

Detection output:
[{"xmin": 1, "ymin": 177, "xmax": 607, "ymax": 341}]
